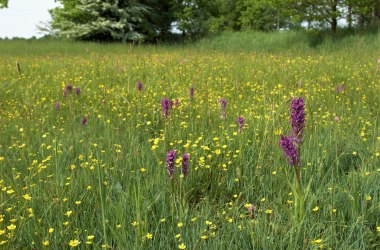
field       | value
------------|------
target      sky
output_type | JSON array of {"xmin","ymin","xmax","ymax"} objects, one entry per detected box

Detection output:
[{"xmin": 0, "ymin": 0, "xmax": 60, "ymax": 38}]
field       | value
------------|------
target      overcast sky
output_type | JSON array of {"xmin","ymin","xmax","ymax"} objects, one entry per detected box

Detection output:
[{"xmin": 0, "ymin": 0, "xmax": 60, "ymax": 38}]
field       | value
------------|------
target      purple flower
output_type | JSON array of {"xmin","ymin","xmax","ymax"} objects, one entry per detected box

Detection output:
[
  {"xmin": 237, "ymin": 116, "xmax": 244, "ymax": 133},
  {"xmin": 279, "ymin": 135, "xmax": 299, "ymax": 166},
  {"xmin": 190, "ymin": 86, "xmax": 194, "ymax": 100},
  {"xmin": 137, "ymin": 81, "xmax": 142, "ymax": 92},
  {"xmin": 65, "ymin": 84, "xmax": 73, "ymax": 93},
  {"xmin": 161, "ymin": 98, "xmax": 170, "ymax": 118},
  {"xmin": 290, "ymin": 98, "xmax": 305, "ymax": 140},
  {"xmin": 75, "ymin": 87, "xmax": 80, "ymax": 95},
  {"xmin": 55, "ymin": 101, "xmax": 60, "ymax": 111},
  {"xmin": 181, "ymin": 153, "xmax": 189, "ymax": 177},
  {"xmin": 81, "ymin": 116, "xmax": 87, "ymax": 125},
  {"xmin": 219, "ymin": 98, "xmax": 227, "ymax": 109},
  {"xmin": 175, "ymin": 98, "xmax": 180, "ymax": 108},
  {"xmin": 166, "ymin": 150, "xmax": 176, "ymax": 180},
  {"xmin": 219, "ymin": 98, "xmax": 227, "ymax": 118}
]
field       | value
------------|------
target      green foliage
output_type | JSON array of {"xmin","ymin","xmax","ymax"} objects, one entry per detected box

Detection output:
[
  {"xmin": 51, "ymin": 0, "xmax": 149, "ymax": 42},
  {"xmin": 47, "ymin": 0, "xmax": 380, "ymax": 41},
  {"xmin": 238, "ymin": 0, "xmax": 291, "ymax": 31},
  {"xmin": 0, "ymin": 0, "xmax": 8, "ymax": 8}
]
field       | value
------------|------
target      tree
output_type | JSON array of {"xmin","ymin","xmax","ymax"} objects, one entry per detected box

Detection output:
[
  {"xmin": 50, "ymin": 0, "xmax": 149, "ymax": 42},
  {"xmin": 173, "ymin": 0, "xmax": 214, "ymax": 37},
  {"xmin": 237, "ymin": 0, "xmax": 291, "ymax": 31},
  {"xmin": 287, "ymin": 0, "xmax": 345, "ymax": 33},
  {"xmin": 139, "ymin": 0, "xmax": 177, "ymax": 41},
  {"xmin": 346, "ymin": 0, "xmax": 380, "ymax": 26},
  {"xmin": 0, "ymin": 0, "xmax": 8, "ymax": 8}
]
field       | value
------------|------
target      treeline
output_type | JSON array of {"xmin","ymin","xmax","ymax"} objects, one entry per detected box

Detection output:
[{"xmin": 4, "ymin": 0, "xmax": 379, "ymax": 42}]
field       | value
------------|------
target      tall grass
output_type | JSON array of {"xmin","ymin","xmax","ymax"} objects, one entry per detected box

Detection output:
[{"xmin": 0, "ymin": 31, "xmax": 379, "ymax": 249}]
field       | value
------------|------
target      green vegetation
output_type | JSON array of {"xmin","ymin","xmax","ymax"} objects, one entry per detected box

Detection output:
[
  {"xmin": 38, "ymin": 0, "xmax": 380, "ymax": 41},
  {"xmin": 0, "ymin": 32, "xmax": 379, "ymax": 249}
]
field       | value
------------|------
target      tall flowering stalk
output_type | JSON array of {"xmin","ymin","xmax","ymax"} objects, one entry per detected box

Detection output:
[
  {"xmin": 279, "ymin": 97, "xmax": 306, "ymax": 223},
  {"xmin": 137, "ymin": 81, "xmax": 142, "ymax": 92},
  {"xmin": 190, "ymin": 86, "xmax": 194, "ymax": 100},
  {"xmin": 219, "ymin": 98, "xmax": 227, "ymax": 118},
  {"xmin": 166, "ymin": 150, "xmax": 176, "ymax": 180},
  {"xmin": 161, "ymin": 98, "xmax": 170, "ymax": 118},
  {"xmin": 55, "ymin": 101, "xmax": 60, "ymax": 111},
  {"xmin": 181, "ymin": 153, "xmax": 189, "ymax": 178},
  {"xmin": 237, "ymin": 116, "xmax": 245, "ymax": 133},
  {"xmin": 290, "ymin": 98, "xmax": 305, "ymax": 140},
  {"xmin": 81, "ymin": 116, "xmax": 87, "ymax": 125}
]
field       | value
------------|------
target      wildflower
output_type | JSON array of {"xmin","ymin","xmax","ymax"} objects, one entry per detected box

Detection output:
[
  {"xmin": 177, "ymin": 222, "xmax": 183, "ymax": 228},
  {"xmin": 245, "ymin": 204, "xmax": 255, "ymax": 212},
  {"xmin": 335, "ymin": 84, "xmax": 344, "ymax": 93},
  {"xmin": 175, "ymin": 98, "xmax": 180, "ymax": 108},
  {"xmin": 75, "ymin": 87, "xmax": 80, "ymax": 95},
  {"xmin": 279, "ymin": 135, "xmax": 299, "ymax": 166},
  {"xmin": 68, "ymin": 239, "xmax": 80, "ymax": 247},
  {"xmin": 146, "ymin": 233, "xmax": 153, "ymax": 240},
  {"xmin": 42, "ymin": 240, "xmax": 49, "ymax": 246},
  {"xmin": 334, "ymin": 116, "xmax": 340, "ymax": 122},
  {"xmin": 190, "ymin": 86, "xmax": 194, "ymax": 100},
  {"xmin": 81, "ymin": 116, "xmax": 87, "ymax": 125},
  {"xmin": 219, "ymin": 98, "xmax": 227, "ymax": 118},
  {"xmin": 65, "ymin": 84, "xmax": 73, "ymax": 93},
  {"xmin": 55, "ymin": 101, "xmax": 60, "ymax": 111},
  {"xmin": 48, "ymin": 228, "xmax": 54, "ymax": 233},
  {"xmin": 181, "ymin": 153, "xmax": 189, "ymax": 178},
  {"xmin": 178, "ymin": 243, "xmax": 186, "ymax": 249},
  {"xmin": 166, "ymin": 150, "xmax": 176, "ymax": 179},
  {"xmin": 161, "ymin": 98, "xmax": 170, "ymax": 118},
  {"xmin": 7, "ymin": 224, "xmax": 16, "ymax": 230},
  {"xmin": 237, "ymin": 116, "xmax": 244, "ymax": 133},
  {"xmin": 137, "ymin": 81, "xmax": 142, "ymax": 92},
  {"xmin": 22, "ymin": 194, "xmax": 32, "ymax": 200},
  {"xmin": 311, "ymin": 239, "xmax": 323, "ymax": 245},
  {"xmin": 290, "ymin": 98, "xmax": 305, "ymax": 140}
]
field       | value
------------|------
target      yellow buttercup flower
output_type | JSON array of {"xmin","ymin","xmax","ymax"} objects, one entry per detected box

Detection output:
[{"xmin": 68, "ymin": 239, "xmax": 80, "ymax": 247}]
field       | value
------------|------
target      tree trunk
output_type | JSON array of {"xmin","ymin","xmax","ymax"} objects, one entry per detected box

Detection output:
[
  {"xmin": 331, "ymin": 1, "xmax": 338, "ymax": 33},
  {"xmin": 347, "ymin": 4, "xmax": 352, "ymax": 29},
  {"xmin": 372, "ymin": 0, "xmax": 380, "ymax": 24}
]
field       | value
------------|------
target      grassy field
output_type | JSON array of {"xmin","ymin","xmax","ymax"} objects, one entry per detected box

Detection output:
[{"xmin": 0, "ymin": 32, "xmax": 379, "ymax": 249}]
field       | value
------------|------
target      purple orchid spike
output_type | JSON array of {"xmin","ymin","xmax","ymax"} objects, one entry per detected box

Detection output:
[
  {"xmin": 81, "ymin": 116, "xmax": 87, "ymax": 125},
  {"xmin": 137, "ymin": 81, "xmax": 142, "ymax": 92},
  {"xmin": 279, "ymin": 135, "xmax": 299, "ymax": 167},
  {"xmin": 237, "ymin": 116, "xmax": 244, "ymax": 133},
  {"xmin": 290, "ymin": 98, "xmax": 305, "ymax": 140},
  {"xmin": 55, "ymin": 101, "xmax": 60, "ymax": 111},
  {"xmin": 181, "ymin": 153, "xmax": 189, "ymax": 178},
  {"xmin": 166, "ymin": 150, "xmax": 176, "ymax": 180}
]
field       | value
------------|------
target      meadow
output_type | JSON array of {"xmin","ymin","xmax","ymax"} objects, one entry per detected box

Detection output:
[{"xmin": 0, "ymin": 32, "xmax": 379, "ymax": 249}]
